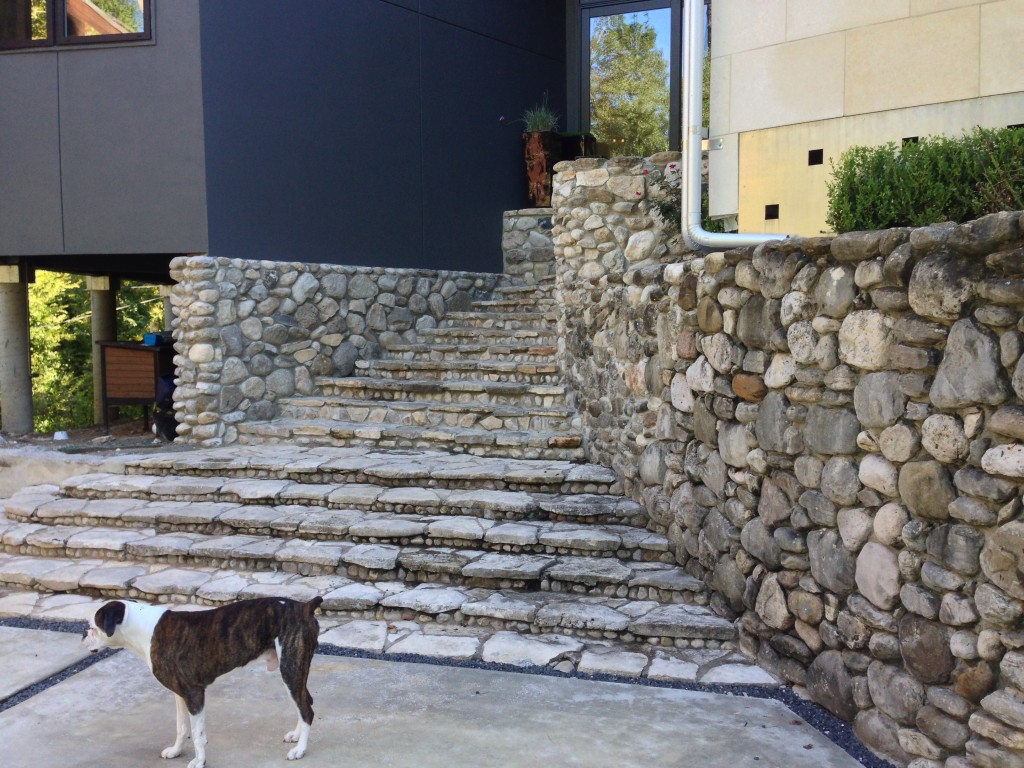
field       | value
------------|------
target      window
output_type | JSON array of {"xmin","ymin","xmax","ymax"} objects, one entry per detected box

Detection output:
[
  {"xmin": 808, "ymin": 148, "xmax": 824, "ymax": 166},
  {"xmin": 578, "ymin": 1, "xmax": 682, "ymax": 157},
  {"xmin": 765, "ymin": 204, "xmax": 780, "ymax": 220},
  {"xmin": 0, "ymin": 0, "xmax": 150, "ymax": 50}
]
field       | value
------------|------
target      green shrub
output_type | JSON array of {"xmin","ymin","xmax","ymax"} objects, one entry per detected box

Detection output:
[{"xmin": 826, "ymin": 126, "xmax": 1024, "ymax": 233}]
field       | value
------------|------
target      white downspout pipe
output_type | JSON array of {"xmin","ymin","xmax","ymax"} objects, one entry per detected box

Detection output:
[{"xmin": 681, "ymin": 0, "xmax": 788, "ymax": 250}]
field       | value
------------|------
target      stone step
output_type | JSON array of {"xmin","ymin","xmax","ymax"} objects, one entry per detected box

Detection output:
[
  {"xmin": 235, "ymin": 418, "xmax": 584, "ymax": 461},
  {"xmin": 0, "ymin": 553, "xmax": 736, "ymax": 647},
  {"xmin": 277, "ymin": 397, "xmax": 579, "ymax": 433},
  {"xmin": 5, "ymin": 487, "xmax": 661, "ymax": 558},
  {"xmin": 354, "ymin": 358, "xmax": 562, "ymax": 384},
  {"xmin": 440, "ymin": 311, "xmax": 557, "ymax": 330},
  {"xmin": 0, "ymin": 587, "xmax": 769, "ymax": 685},
  {"xmin": 123, "ymin": 446, "xmax": 619, "ymax": 494},
  {"xmin": 473, "ymin": 298, "xmax": 558, "ymax": 312},
  {"xmin": 417, "ymin": 326, "xmax": 559, "ymax": 345},
  {"xmin": 0, "ymin": 514, "xmax": 708, "ymax": 604},
  {"xmin": 382, "ymin": 342, "xmax": 559, "ymax": 364},
  {"xmin": 316, "ymin": 377, "xmax": 570, "ymax": 408},
  {"xmin": 492, "ymin": 278, "xmax": 555, "ymax": 294}
]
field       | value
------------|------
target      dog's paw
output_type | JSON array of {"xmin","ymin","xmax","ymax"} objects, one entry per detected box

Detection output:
[
  {"xmin": 186, "ymin": 758, "xmax": 205, "ymax": 768},
  {"xmin": 287, "ymin": 745, "xmax": 306, "ymax": 760},
  {"xmin": 284, "ymin": 729, "xmax": 300, "ymax": 743},
  {"xmin": 161, "ymin": 746, "xmax": 182, "ymax": 759}
]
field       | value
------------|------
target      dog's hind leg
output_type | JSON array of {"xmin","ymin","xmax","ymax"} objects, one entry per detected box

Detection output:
[
  {"xmin": 278, "ymin": 635, "xmax": 315, "ymax": 760},
  {"xmin": 186, "ymin": 708, "xmax": 207, "ymax": 768},
  {"xmin": 161, "ymin": 695, "xmax": 190, "ymax": 759},
  {"xmin": 181, "ymin": 689, "xmax": 207, "ymax": 768}
]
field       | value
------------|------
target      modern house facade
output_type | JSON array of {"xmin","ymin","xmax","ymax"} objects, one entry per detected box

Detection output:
[
  {"xmin": 707, "ymin": 0, "xmax": 1024, "ymax": 236},
  {"xmin": 1, "ymin": 0, "xmax": 1023, "ymax": 432},
  {"xmin": 0, "ymin": 0, "xmax": 568, "ymax": 432}
]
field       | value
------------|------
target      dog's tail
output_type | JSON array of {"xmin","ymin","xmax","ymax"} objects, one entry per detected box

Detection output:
[{"xmin": 305, "ymin": 596, "xmax": 324, "ymax": 617}]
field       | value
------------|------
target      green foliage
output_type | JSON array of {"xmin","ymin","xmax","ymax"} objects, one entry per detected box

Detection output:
[
  {"xmin": 826, "ymin": 127, "xmax": 1024, "ymax": 233},
  {"xmin": 30, "ymin": 0, "xmax": 46, "ymax": 39},
  {"xmin": 590, "ymin": 14, "xmax": 669, "ymax": 157},
  {"xmin": 29, "ymin": 272, "xmax": 92, "ymax": 432},
  {"xmin": 521, "ymin": 93, "xmax": 559, "ymax": 133},
  {"xmin": 28, "ymin": 272, "xmax": 164, "ymax": 433},
  {"xmin": 646, "ymin": 162, "xmax": 724, "ymax": 237},
  {"xmin": 93, "ymin": 0, "xmax": 140, "ymax": 32}
]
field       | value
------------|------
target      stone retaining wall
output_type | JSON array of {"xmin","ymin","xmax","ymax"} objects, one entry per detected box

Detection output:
[
  {"xmin": 168, "ymin": 255, "xmax": 499, "ymax": 446},
  {"xmin": 552, "ymin": 155, "xmax": 1024, "ymax": 768},
  {"xmin": 502, "ymin": 208, "xmax": 556, "ymax": 284}
]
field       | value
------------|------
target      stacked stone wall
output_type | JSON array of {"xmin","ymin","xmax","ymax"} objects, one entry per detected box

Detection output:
[
  {"xmin": 502, "ymin": 208, "xmax": 556, "ymax": 284},
  {"xmin": 552, "ymin": 155, "xmax": 1024, "ymax": 768},
  {"xmin": 168, "ymin": 256, "xmax": 499, "ymax": 446}
]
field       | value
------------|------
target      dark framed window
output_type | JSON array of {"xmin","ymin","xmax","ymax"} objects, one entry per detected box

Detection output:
[
  {"xmin": 0, "ymin": 0, "xmax": 151, "ymax": 51},
  {"xmin": 575, "ymin": 0, "xmax": 683, "ymax": 156}
]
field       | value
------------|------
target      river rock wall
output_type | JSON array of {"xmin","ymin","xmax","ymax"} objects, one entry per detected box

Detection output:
[
  {"xmin": 168, "ymin": 255, "xmax": 499, "ymax": 446},
  {"xmin": 552, "ymin": 155, "xmax": 1024, "ymax": 768}
]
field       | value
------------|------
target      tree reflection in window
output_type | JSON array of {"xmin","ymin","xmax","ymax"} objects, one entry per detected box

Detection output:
[
  {"xmin": 589, "ymin": 11, "xmax": 671, "ymax": 157},
  {"xmin": 66, "ymin": 0, "xmax": 143, "ymax": 38}
]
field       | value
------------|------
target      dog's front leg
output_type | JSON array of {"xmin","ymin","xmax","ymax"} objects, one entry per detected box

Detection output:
[
  {"xmin": 162, "ymin": 695, "xmax": 190, "ymax": 759},
  {"xmin": 284, "ymin": 717, "xmax": 310, "ymax": 761},
  {"xmin": 186, "ymin": 708, "xmax": 207, "ymax": 768}
]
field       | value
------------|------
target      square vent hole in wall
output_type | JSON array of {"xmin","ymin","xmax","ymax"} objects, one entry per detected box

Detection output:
[
  {"xmin": 765, "ymin": 204, "xmax": 780, "ymax": 220},
  {"xmin": 903, "ymin": 136, "xmax": 919, "ymax": 145},
  {"xmin": 808, "ymin": 148, "xmax": 824, "ymax": 165}
]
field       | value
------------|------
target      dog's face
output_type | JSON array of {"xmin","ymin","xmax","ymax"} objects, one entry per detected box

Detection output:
[{"xmin": 82, "ymin": 601, "xmax": 127, "ymax": 653}]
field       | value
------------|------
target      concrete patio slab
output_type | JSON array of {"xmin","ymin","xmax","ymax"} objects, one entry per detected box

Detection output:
[
  {"xmin": 0, "ymin": 646, "xmax": 864, "ymax": 768},
  {"xmin": 0, "ymin": 626, "xmax": 91, "ymax": 700}
]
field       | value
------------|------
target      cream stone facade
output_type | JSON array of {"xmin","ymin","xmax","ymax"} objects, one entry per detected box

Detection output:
[{"xmin": 708, "ymin": 0, "xmax": 1024, "ymax": 236}]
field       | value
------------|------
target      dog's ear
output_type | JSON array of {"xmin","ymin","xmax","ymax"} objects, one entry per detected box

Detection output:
[{"xmin": 96, "ymin": 601, "xmax": 127, "ymax": 637}]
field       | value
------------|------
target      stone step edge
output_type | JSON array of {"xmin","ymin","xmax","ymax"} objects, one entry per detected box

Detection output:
[
  {"xmin": 473, "ymin": 300, "xmax": 558, "ymax": 312},
  {"xmin": 0, "ymin": 556, "xmax": 735, "ymax": 646},
  {"xmin": 418, "ymin": 326, "xmax": 558, "ymax": 338},
  {"xmin": 235, "ymin": 419, "xmax": 584, "ymax": 453},
  {"xmin": 316, "ymin": 376, "xmax": 568, "ymax": 397},
  {"xmin": 51, "ymin": 475, "xmax": 631, "ymax": 517},
  {"xmin": 5, "ymin": 488, "xmax": 660, "ymax": 554},
  {"xmin": 2, "ymin": 592, "xmax": 764, "ymax": 683},
  {"xmin": 444, "ymin": 311, "xmax": 557, "ymax": 321},
  {"xmin": 2, "ymin": 524, "xmax": 706, "ymax": 603},
  {"xmin": 278, "ymin": 396, "xmax": 576, "ymax": 419},
  {"xmin": 356, "ymin": 359, "xmax": 560, "ymax": 373},
  {"xmin": 121, "ymin": 448, "xmax": 619, "ymax": 494},
  {"xmin": 381, "ymin": 341, "xmax": 558, "ymax": 355}
]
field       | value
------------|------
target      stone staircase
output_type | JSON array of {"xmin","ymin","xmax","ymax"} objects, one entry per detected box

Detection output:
[
  {"xmin": 236, "ymin": 282, "xmax": 582, "ymax": 461},
  {"xmin": 0, "ymin": 279, "xmax": 759, "ymax": 682}
]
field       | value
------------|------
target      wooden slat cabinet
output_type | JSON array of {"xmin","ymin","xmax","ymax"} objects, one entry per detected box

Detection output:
[{"xmin": 97, "ymin": 341, "xmax": 175, "ymax": 432}]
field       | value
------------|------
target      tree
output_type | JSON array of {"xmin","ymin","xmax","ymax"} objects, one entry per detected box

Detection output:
[
  {"xmin": 28, "ymin": 272, "xmax": 164, "ymax": 432},
  {"xmin": 92, "ymin": 0, "xmax": 140, "ymax": 32},
  {"xmin": 590, "ymin": 14, "xmax": 670, "ymax": 157}
]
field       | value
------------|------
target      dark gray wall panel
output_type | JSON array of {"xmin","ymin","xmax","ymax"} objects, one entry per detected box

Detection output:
[
  {"xmin": 0, "ymin": 54, "xmax": 63, "ymax": 256},
  {"xmin": 200, "ymin": 0, "xmax": 424, "ymax": 268},
  {"xmin": 419, "ymin": 14, "xmax": 566, "ymax": 273},
  {"xmin": 59, "ymin": 0, "xmax": 208, "ymax": 255},
  {"xmin": 200, "ymin": 0, "xmax": 566, "ymax": 273},
  {"xmin": 420, "ymin": 0, "xmax": 564, "ymax": 58}
]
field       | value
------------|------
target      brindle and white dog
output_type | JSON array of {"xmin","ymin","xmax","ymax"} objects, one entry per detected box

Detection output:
[{"xmin": 83, "ymin": 596, "xmax": 323, "ymax": 768}]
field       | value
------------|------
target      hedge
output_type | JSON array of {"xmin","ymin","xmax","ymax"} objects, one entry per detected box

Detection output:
[{"xmin": 825, "ymin": 126, "xmax": 1024, "ymax": 233}]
